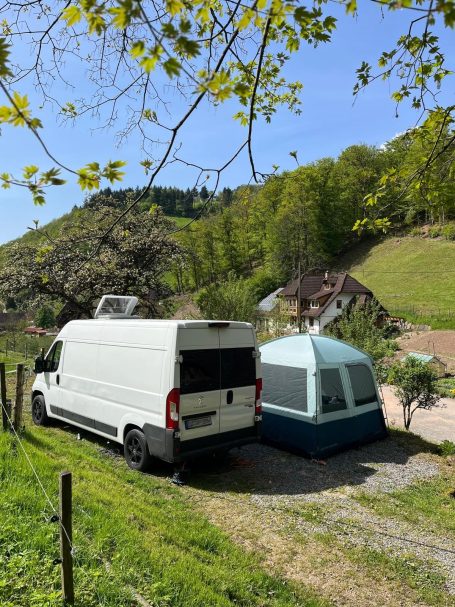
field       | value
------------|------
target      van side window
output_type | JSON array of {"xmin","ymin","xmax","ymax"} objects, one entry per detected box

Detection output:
[
  {"xmin": 46, "ymin": 341, "xmax": 63, "ymax": 373},
  {"xmin": 180, "ymin": 349, "xmax": 220, "ymax": 394},
  {"xmin": 221, "ymin": 348, "xmax": 256, "ymax": 389}
]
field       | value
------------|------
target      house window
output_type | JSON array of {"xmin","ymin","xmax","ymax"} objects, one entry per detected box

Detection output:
[
  {"xmin": 336, "ymin": 300, "xmax": 342, "ymax": 309},
  {"xmin": 309, "ymin": 317, "xmax": 314, "ymax": 327},
  {"xmin": 310, "ymin": 300, "xmax": 319, "ymax": 308}
]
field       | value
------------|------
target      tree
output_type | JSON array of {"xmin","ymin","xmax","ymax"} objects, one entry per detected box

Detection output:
[
  {"xmin": 324, "ymin": 299, "xmax": 395, "ymax": 361},
  {"xmin": 35, "ymin": 305, "xmax": 56, "ymax": 328},
  {"xmin": 197, "ymin": 274, "xmax": 257, "ymax": 323},
  {"xmin": 0, "ymin": 205, "xmax": 183, "ymax": 318},
  {"xmin": 0, "ymin": 0, "xmax": 452, "ymax": 229},
  {"xmin": 388, "ymin": 357, "xmax": 441, "ymax": 430}
]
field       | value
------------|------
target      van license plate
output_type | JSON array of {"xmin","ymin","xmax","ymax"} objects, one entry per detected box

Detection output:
[{"xmin": 185, "ymin": 416, "xmax": 212, "ymax": 429}]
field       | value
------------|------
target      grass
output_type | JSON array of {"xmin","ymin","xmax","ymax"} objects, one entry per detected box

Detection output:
[
  {"xmin": 437, "ymin": 377, "xmax": 455, "ymax": 398},
  {"xmin": 345, "ymin": 546, "xmax": 451, "ymax": 607},
  {"xmin": 0, "ymin": 414, "xmax": 327, "ymax": 607},
  {"xmin": 337, "ymin": 235, "xmax": 455, "ymax": 329}
]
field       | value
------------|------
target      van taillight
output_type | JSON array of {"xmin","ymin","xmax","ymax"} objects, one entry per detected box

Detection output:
[
  {"xmin": 255, "ymin": 378, "xmax": 262, "ymax": 414},
  {"xmin": 166, "ymin": 388, "xmax": 180, "ymax": 430}
]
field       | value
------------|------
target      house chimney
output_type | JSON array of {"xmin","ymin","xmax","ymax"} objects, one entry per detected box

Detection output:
[{"xmin": 324, "ymin": 270, "xmax": 329, "ymax": 280}]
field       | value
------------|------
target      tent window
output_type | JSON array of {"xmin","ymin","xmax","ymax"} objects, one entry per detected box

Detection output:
[
  {"xmin": 262, "ymin": 363, "xmax": 308, "ymax": 412},
  {"xmin": 347, "ymin": 364, "xmax": 377, "ymax": 406},
  {"xmin": 320, "ymin": 368, "xmax": 347, "ymax": 413}
]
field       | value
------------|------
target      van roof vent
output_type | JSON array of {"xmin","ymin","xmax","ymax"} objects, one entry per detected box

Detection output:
[{"xmin": 94, "ymin": 295, "xmax": 139, "ymax": 319}]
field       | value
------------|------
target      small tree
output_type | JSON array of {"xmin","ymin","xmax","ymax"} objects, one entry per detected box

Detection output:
[
  {"xmin": 388, "ymin": 357, "xmax": 441, "ymax": 431},
  {"xmin": 197, "ymin": 275, "xmax": 257, "ymax": 323},
  {"xmin": 324, "ymin": 299, "xmax": 395, "ymax": 361},
  {"xmin": 35, "ymin": 306, "xmax": 56, "ymax": 329}
]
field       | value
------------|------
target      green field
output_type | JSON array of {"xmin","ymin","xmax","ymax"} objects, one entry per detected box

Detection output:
[
  {"xmin": 0, "ymin": 407, "xmax": 326, "ymax": 607},
  {"xmin": 338, "ymin": 236, "xmax": 455, "ymax": 329}
]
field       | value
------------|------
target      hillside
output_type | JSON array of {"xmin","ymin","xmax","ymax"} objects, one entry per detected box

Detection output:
[
  {"xmin": 0, "ymin": 207, "xmax": 189, "ymax": 267},
  {"xmin": 338, "ymin": 235, "xmax": 455, "ymax": 329}
]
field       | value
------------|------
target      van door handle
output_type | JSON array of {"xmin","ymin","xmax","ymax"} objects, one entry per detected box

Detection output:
[
  {"xmin": 226, "ymin": 390, "xmax": 233, "ymax": 405},
  {"xmin": 56, "ymin": 374, "xmax": 60, "ymax": 386}
]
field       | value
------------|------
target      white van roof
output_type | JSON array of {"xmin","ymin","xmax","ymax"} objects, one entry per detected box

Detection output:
[{"xmin": 58, "ymin": 319, "xmax": 253, "ymax": 338}]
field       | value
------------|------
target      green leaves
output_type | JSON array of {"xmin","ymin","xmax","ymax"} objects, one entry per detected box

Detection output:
[
  {"xmin": 0, "ymin": 92, "xmax": 42, "ymax": 128},
  {"xmin": 0, "ymin": 37, "xmax": 12, "ymax": 78},
  {"xmin": 77, "ymin": 160, "xmax": 127, "ymax": 190},
  {"xmin": 163, "ymin": 57, "xmax": 181, "ymax": 78},
  {"xmin": 62, "ymin": 5, "xmax": 82, "ymax": 26}
]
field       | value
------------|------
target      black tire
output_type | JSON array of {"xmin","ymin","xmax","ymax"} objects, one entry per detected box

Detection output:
[
  {"xmin": 124, "ymin": 429, "xmax": 152, "ymax": 472},
  {"xmin": 31, "ymin": 394, "xmax": 49, "ymax": 426}
]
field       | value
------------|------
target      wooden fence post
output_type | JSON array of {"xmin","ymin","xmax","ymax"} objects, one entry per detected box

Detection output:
[
  {"xmin": 14, "ymin": 364, "xmax": 24, "ymax": 432},
  {"xmin": 0, "ymin": 363, "xmax": 8, "ymax": 431},
  {"xmin": 60, "ymin": 471, "xmax": 74, "ymax": 605}
]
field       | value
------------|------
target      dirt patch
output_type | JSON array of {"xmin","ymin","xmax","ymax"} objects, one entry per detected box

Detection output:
[{"xmin": 398, "ymin": 331, "xmax": 455, "ymax": 372}]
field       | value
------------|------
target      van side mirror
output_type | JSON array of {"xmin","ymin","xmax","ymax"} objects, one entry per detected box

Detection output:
[{"xmin": 34, "ymin": 356, "xmax": 45, "ymax": 374}]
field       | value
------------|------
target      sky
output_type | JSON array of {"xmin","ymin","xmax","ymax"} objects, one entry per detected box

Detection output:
[{"xmin": 0, "ymin": 2, "xmax": 454, "ymax": 244}]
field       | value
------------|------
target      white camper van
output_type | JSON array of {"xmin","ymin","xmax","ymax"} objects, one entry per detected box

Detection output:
[{"xmin": 31, "ymin": 296, "xmax": 262, "ymax": 471}]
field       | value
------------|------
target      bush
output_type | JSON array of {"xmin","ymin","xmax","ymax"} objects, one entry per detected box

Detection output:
[
  {"xmin": 409, "ymin": 226, "xmax": 422, "ymax": 237},
  {"xmin": 196, "ymin": 274, "xmax": 257, "ymax": 323},
  {"xmin": 442, "ymin": 223, "xmax": 455, "ymax": 241},
  {"xmin": 439, "ymin": 440, "xmax": 455, "ymax": 457},
  {"xmin": 246, "ymin": 269, "xmax": 281, "ymax": 301},
  {"xmin": 428, "ymin": 224, "xmax": 443, "ymax": 238},
  {"xmin": 324, "ymin": 298, "xmax": 397, "ymax": 361}
]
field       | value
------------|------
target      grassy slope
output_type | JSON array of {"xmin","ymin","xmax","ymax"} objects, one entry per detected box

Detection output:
[
  {"xmin": 0, "ymin": 412, "xmax": 327, "ymax": 607},
  {"xmin": 337, "ymin": 236, "xmax": 455, "ymax": 329},
  {"xmin": 0, "ymin": 210, "xmax": 189, "ymax": 267}
]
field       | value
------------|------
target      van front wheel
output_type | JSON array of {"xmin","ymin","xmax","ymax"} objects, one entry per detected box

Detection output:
[
  {"xmin": 124, "ymin": 429, "xmax": 152, "ymax": 472},
  {"xmin": 32, "ymin": 395, "xmax": 49, "ymax": 426}
]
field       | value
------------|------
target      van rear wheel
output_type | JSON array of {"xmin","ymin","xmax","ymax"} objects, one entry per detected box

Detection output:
[
  {"xmin": 31, "ymin": 395, "xmax": 49, "ymax": 426},
  {"xmin": 124, "ymin": 429, "xmax": 152, "ymax": 472}
]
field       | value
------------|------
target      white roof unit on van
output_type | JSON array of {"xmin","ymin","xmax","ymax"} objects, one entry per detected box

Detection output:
[{"xmin": 94, "ymin": 295, "xmax": 139, "ymax": 319}]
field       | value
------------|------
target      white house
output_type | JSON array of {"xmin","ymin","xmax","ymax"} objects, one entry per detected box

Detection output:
[{"xmin": 280, "ymin": 271, "xmax": 379, "ymax": 334}]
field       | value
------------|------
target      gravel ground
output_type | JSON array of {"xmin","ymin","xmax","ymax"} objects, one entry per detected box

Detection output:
[
  {"xmin": 197, "ymin": 439, "xmax": 440, "ymax": 502},
  {"xmin": 189, "ymin": 437, "xmax": 455, "ymax": 602}
]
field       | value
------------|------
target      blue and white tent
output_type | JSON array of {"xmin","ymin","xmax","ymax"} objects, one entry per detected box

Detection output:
[{"xmin": 260, "ymin": 334, "xmax": 387, "ymax": 458}]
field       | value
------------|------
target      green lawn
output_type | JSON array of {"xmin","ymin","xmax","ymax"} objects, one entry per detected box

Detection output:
[
  {"xmin": 338, "ymin": 236, "xmax": 455, "ymax": 329},
  {"xmin": 0, "ymin": 415, "xmax": 327, "ymax": 607}
]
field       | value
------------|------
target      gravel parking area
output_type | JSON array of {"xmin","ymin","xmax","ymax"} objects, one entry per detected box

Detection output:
[{"xmin": 187, "ymin": 437, "xmax": 455, "ymax": 606}]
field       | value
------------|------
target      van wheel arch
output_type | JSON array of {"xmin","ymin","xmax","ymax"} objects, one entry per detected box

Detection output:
[
  {"xmin": 123, "ymin": 423, "xmax": 143, "ymax": 443},
  {"xmin": 32, "ymin": 390, "xmax": 44, "ymax": 401},
  {"xmin": 123, "ymin": 427, "xmax": 153, "ymax": 472}
]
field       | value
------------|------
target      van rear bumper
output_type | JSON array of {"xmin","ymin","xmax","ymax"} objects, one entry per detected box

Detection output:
[{"xmin": 143, "ymin": 423, "xmax": 261, "ymax": 464}]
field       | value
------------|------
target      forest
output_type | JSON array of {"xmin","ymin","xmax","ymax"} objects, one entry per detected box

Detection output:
[{"xmin": 0, "ymin": 114, "xmax": 454, "ymax": 323}]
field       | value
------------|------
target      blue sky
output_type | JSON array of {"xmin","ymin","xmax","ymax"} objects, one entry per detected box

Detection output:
[{"xmin": 0, "ymin": 2, "xmax": 453, "ymax": 244}]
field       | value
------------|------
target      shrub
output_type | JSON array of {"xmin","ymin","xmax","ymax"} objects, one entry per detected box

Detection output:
[
  {"xmin": 196, "ymin": 274, "xmax": 257, "ymax": 323},
  {"xmin": 428, "ymin": 224, "xmax": 443, "ymax": 238},
  {"xmin": 324, "ymin": 298, "xmax": 397, "ymax": 361},
  {"xmin": 439, "ymin": 440, "xmax": 455, "ymax": 457},
  {"xmin": 409, "ymin": 226, "xmax": 422, "ymax": 237},
  {"xmin": 442, "ymin": 223, "xmax": 455, "ymax": 241}
]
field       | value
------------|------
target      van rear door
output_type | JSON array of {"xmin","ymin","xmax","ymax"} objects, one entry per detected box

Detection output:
[
  {"xmin": 219, "ymin": 328, "xmax": 257, "ymax": 433},
  {"xmin": 178, "ymin": 329, "xmax": 221, "ymax": 441}
]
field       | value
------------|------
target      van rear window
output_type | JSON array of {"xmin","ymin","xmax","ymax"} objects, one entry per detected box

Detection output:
[
  {"xmin": 180, "ymin": 347, "xmax": 256, "ymax": 393},
  {"xmin": 180, "ymin": 349, "xmax": 220, "ymax": 394},
  {"xmin": 221, "ymin": 347, "xmax": 256, "ymax": 389}
]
